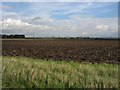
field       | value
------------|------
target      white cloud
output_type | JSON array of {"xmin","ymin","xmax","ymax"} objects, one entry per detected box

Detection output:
[
  {"xmin": 82, "ymin": 32, "xmax": 87, "ymax": 35},
  {"xmin": 1, "ymin": 2, "xmax": 118, "ymax": 37},
  {"xmin": 4, "ymin": 18, "xmax": 30, "ymax": 26},
  {"xmin": 1, "ymin": 18, "xmax": 57, "ymax": 34},
  {"xmin": 2, "ymin": 11, "xmax": 21, "ymax": 19},
  {"xmin": 1, "ymin": 16, "xmax": 118, "ymax": 37},
  {"xmin": 96, "ymin": 24, "xmax": 110, "ymax": 31},
  {"xmin": 2, "ymin": 18, "xmax": 30, "ymax": 29}
]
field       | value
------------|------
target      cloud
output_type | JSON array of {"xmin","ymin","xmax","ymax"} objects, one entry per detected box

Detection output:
[
  {"xmin": 1, "ymin": 16, "xmax": 118, "ymax": 37},
  {"xmin": 0, "ymin": 5, "xmax": 11, "ymax": 10},
  {"xmin": 2, "ymin": 18, "xmax": 30, "ymax": 29},
  {"xmin": 2, "ymin": 11, "xmax": 21, "ymax": 19},
  {"xmin": 52, "ymin": 2, "xmax": 93, "ymax": 16},
  {"xmin": 28, "ymin": 2, "xmax": 94, "ymax": 18},
  {"xmin": 1, "ymin": 2, "xmax": 117, "ymax": 20},
  {"xmin": 1, "ymin": 2, "xmax": 118, "ymax": 37},
  {"xmin": 96, "ymin": 25, "xmax": 110, "ymax": 31},
  {"xmin": 2, "ymin": 18, "xmax": 57, "ymax": 35},
  {"xmin": 32, "ymin": 17, "xmax": 54, "ymax": 25},
  {"xmin": 82, "ymin": 32, "xmax": 87, "ymax": 35}
]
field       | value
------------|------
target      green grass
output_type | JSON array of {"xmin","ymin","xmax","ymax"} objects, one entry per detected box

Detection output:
[{"xmin": 2, "ymin": 56, "xmax": 118, "ymax": 88}]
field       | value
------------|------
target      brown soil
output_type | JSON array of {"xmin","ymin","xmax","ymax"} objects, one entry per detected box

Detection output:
[{"xmin": 2, "ymin": 39, "xmax": 119, "ymax": 64}]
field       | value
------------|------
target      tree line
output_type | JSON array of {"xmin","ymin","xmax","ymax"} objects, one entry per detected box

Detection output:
[
  {"xmin": 0, "ymin": 34, "xmax": 119, "ymax": 40},
  {"xmin": 0, "ymin": 34, "xmax": 25, "ymax": 38}
]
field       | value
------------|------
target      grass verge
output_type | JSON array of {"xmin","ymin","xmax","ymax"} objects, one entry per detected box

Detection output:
[{"xmin": 2, "ymin": 56, "xmax": 118, "ymax": 88}]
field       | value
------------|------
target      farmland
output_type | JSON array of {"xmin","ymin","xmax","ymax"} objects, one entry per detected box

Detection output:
[
  {"xmin": 2, "ymin": 39, "xmax": 119, "ymax": 64},
  {"xmin": 2, "ymin": 39, "xmax": 119, "ymax": 88}
]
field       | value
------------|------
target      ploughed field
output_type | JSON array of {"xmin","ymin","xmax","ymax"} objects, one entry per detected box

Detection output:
[{"xmin": 2, "ymin": 39, "xmax": 119, "ymax": 64}]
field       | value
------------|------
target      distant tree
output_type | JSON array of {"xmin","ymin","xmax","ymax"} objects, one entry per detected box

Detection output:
[
  {"xmin": 14, "ymin": 34, "xmax": 25, "ymax": 38},
  {"xmin": 2, "ymin": 34, "xmax": 25, "ymax": 38}
]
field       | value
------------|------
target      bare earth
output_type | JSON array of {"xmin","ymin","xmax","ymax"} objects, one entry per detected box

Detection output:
[{"xmin": 2, "ymin": 39, "xmax": 119, "ymax": 64}]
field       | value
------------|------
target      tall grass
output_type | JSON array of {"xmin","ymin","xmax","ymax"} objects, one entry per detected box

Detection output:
[{"xmin": 2, "ymin": 56, "xmax": 118, "ymax": 88}]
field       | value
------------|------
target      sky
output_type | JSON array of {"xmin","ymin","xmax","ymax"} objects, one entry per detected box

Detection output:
[{"xmin": 0, "ymin": 2, "xmax": 118, "ymax": 37}]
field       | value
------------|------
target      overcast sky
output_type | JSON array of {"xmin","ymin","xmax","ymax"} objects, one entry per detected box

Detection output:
[{"xmin": 0, "ymin": 2, "xmax": 118, "ymax": 37}]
